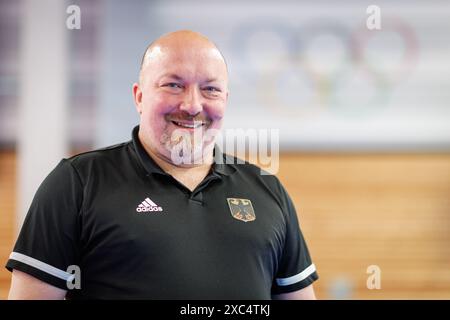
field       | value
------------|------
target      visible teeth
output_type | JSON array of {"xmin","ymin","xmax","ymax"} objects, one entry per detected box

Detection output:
[{"xmin": 173, "ymin": 121, "xmax": 202, "ymax": 129}]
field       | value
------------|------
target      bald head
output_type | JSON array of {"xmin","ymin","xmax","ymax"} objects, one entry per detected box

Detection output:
[{"xmin": 139, "ymin": 30, "xmax": 227, "ymax": 84}]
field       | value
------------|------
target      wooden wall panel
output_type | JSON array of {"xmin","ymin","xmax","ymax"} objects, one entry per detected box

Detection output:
[
  {"xmin": 0, "ymin": 151, "xmax": 449, "ymax": 299},
  {"xmin": 277, "ymin": 154, "xmax": 450, "ymax": 299},
  {"xmin": 0, "ymin": 152, "xmax": 15, "ymax": 299}
]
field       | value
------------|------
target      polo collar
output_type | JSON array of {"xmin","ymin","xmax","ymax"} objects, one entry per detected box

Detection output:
[{"xmin": 131, "ymin": 125, "xmax": 235, "ymax": 177}]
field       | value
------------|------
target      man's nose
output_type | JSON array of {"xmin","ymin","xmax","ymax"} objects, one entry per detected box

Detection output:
[{"xmin": 179, "ymin": 86, "xmax": 203, "ymax": 115}]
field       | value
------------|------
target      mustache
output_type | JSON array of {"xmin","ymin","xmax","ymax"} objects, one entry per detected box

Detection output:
[{"xmin": 165, "ymin": 112, "xmax": 210, "ymax": 123}]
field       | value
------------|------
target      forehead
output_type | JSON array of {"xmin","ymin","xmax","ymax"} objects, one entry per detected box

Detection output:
[{"xmin": 142, "ymin": 45, "xmax": 227, "ymax": 81}]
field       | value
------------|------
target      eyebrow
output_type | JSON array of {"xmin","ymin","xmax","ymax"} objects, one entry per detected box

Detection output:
[
  {"xmin": 204, "ymin": 78, "xmax": 219, "ymax": 84},
  {"xmin": 159, "ymin": 73, "xmax": 184, "ymax": 81},
  {"xmin": 159, "ymin": 73, "xmax": 220, "ymax": 84}
]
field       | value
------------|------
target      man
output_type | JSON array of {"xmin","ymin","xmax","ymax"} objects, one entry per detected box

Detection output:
[{"xmin": 6, "ymin": 30, "xmax": 318, "ymax": 299}]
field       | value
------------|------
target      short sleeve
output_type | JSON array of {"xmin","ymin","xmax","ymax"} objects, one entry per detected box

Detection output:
[
  {"xmin": 271, "ymin": 183, "xmax": 318, "ymax": 295},
  {"xmin": 5, "ymin": 159, "xmax": 83, "ymax": 290}
]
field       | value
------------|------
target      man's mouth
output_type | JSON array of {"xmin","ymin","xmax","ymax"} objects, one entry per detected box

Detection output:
[{"xmin": 170, "ymin": 120, "xmax": 206, "ymax": 129}]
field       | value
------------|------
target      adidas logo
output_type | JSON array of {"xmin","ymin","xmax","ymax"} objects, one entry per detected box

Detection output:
[{"xmin": 136, "ymin": 197, "xmax": 163, "ymax": 213}]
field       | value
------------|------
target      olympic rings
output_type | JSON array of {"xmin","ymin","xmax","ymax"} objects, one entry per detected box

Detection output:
[
  {"xmin": 230, "ymin": 17, "xmax": 419, "ymax": 118},
  {"xmin": 352, "ymin": 17, "xmax": 419, "ymax": 83}
]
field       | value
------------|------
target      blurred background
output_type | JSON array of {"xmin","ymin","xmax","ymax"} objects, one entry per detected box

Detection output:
[{"xmin": 0, "ymin": 0, "xmax": 449, "ymax": 299}]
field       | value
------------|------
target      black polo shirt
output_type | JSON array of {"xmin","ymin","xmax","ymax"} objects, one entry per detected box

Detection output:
[{"xmin": 6, "ymin": 126, "xmax": 318, "ymax": 299}]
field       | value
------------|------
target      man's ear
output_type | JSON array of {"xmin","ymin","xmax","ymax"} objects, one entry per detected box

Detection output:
[{"xmin": 132, "ymin": 83, "xmax": 143, "ymax": 114}]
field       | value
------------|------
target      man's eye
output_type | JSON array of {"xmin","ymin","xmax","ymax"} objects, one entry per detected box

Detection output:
[
  {"xmin": 203, "ymin": 86, "xmax": 221, "ymax": 93},
  {"xmin": 164, "ymin": 83, "xmax": 183, "ymax": 89}
]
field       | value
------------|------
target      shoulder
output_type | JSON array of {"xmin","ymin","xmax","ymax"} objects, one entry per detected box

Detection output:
[
  {"xmin": 65, "ymin": 141, "xmax": 131, "ymax": 168},
  {"xmin": 59, "ymin": 141, "xmax": 133, "ymax": 183},
  {"xmin": 66, "ymin": 141, "xmax": 131, "ymax": 164}
]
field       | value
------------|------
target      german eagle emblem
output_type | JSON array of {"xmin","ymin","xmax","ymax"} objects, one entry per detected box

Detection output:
[{"xmin": 227, "ymin": 198, "xmax": 256, "ymax": 222}]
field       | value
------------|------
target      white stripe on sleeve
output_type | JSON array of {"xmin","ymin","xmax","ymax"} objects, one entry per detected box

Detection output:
[{"xmin": 276, "ymin": 263, "xmax": 316, "ymax": 286}]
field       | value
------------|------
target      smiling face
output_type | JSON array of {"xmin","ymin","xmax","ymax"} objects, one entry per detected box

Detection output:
[{"xmin": 133, "ymin": 31, "xmax": 229, "ymax": 166}]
